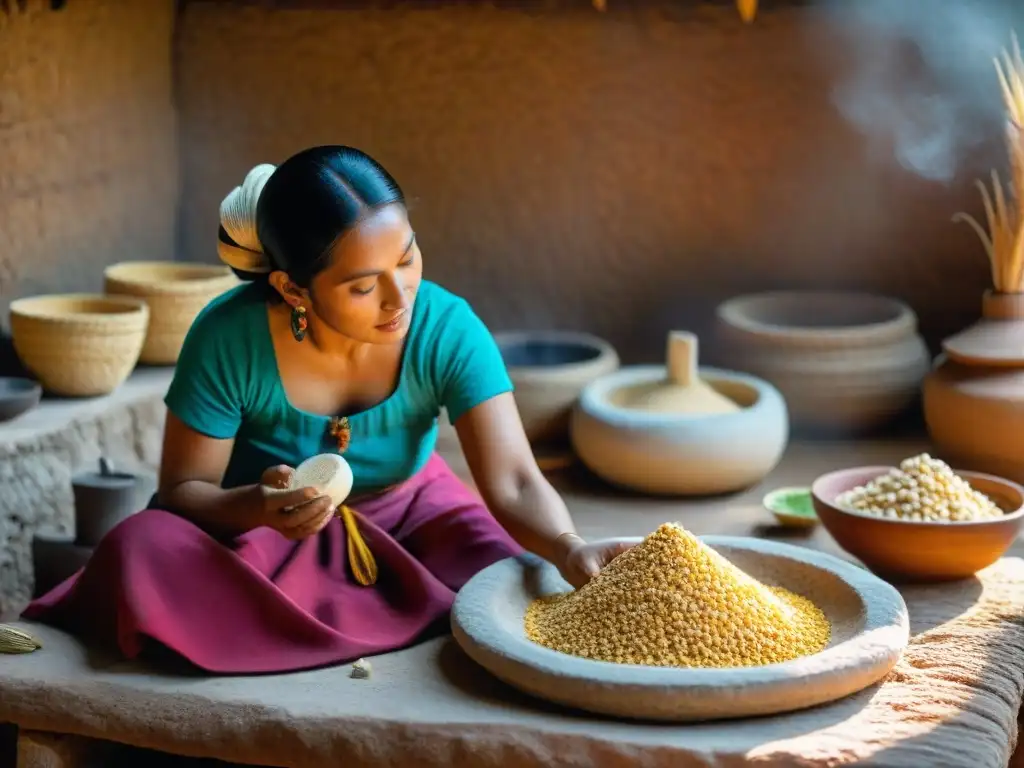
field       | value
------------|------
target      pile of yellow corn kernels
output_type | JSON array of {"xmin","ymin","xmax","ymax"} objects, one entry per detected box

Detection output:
[
  {"xmin": 835, "ymin": 453, "xmax": 1004, "ymax": 523},
  {"xmin": 525, "ymin": 523, "xmax": 830, "ymax": 668}
]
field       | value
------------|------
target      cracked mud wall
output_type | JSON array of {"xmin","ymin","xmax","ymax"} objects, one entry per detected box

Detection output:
[
  {"xmin": 0, "ymin": 0, "xmax": 176, "ymax": 613},
  {"xmin": 175, "ymin": 2, "xmax": 999, "ymax": 363},
  {"xmin": 0, "ymin": 0, "xmax": 178, "ymax": 344}
]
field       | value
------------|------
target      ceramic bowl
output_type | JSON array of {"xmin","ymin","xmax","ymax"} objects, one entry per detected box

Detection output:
[
  {"xmin": 714, "ymin": 291, "xmax": 930, "ymax": 436},
  {"xmin": 570, "ymin": 365, "xmax": 789, "ymax": 496},
  {"xmin": 763, "ymin": 486, "xmax": 818, "ymax": 529},
  {"xmin": 811, "ymin": 466, "xmax": 1024, "ymax": 582},
  {"xmin": 494, "ymin": 331, "xmax": 619, "ymax": 447},
  {"xmin": 0, "ymin": 377, "xmax": 42, "ymax": 422}
]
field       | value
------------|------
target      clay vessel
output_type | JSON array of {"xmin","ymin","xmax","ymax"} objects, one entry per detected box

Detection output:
[
  {"xmin": 570, "ymin": 331, "xmax": 788, "ymax": 496},
  {"xmin": 812, "ymin": 465, "xmax": 1024, "ymax": 582},
  {"xmin": 714, "ymin": 291, "xmax": 930, "ymax": 436},
  {"xmin": 923, "ymin": 291, "xmax": 1024, "ymax": 483},
  {"xmin": 72, "ymin": 457, "xmax": 156, "ymax": 547},
  {"xmin": 494, "ymin": 330, "xmax": 619, "ymax": 449},
  {"xmin": 32, "ymin": 532, "xmax": 94, "ymax": 598}
]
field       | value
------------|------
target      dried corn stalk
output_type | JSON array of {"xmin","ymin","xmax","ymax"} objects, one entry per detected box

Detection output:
[{"xmin": 954, "ymin": 33, "xmax": 1024, "ymax": 293}]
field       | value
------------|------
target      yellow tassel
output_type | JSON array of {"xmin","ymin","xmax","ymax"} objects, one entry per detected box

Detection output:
[
  {"xmin": 737, "ymin": 0, "xmax": 757, "ymax": 23},
  {"xmin": 339, "ymin": 505, "xmax": 378, "ymax": 586}
]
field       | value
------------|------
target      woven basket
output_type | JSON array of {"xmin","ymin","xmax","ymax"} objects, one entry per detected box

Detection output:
[
  {"xmin": 9, "ymin": 294, "xmax": 149, "ymax": 397},
  {"xmin": 103, "ymin": 261, "xmax": 239, "ymax": 365}
]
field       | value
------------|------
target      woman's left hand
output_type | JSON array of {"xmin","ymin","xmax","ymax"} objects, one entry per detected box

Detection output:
[{"xmin": 556, "ymin": 534, "xmax": 636, "ymax": 590}]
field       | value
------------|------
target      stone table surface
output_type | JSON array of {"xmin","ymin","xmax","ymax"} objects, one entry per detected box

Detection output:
[
  {"xmin": 0, "ymin": 368, "xmax": 171, "ymax": 617},
  {"xmin": 3, "ymin": 438, "xmax": 1024, "ymax": 768}
]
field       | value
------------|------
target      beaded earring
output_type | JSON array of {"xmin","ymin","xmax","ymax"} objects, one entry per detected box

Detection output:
[{"xmin": 290, "ymin": 305, "xmax": 308, "ymax": 342}]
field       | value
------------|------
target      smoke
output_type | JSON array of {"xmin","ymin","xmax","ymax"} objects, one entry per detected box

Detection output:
[{"xmin": 816, "ymin": 0, "xmax": 1024, "ymax": 183}]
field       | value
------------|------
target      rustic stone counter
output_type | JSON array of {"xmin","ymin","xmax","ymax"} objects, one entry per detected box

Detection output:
[
  {"xmin": 0, "ymin": 369, "xmax": 170, "ymax": 618},
  {"xmin": 3, "ymin": 439, "xmax": 1024, "ymax": 767}
]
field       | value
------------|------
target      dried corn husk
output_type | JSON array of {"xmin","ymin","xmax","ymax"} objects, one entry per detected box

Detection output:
[
  {"xmin": 0, "ymin": 624, "xmax": 42, "ymax": 654},
  {"xmin": 954, "ymin": 33, "xmax": 1024, "ymax": 293}
]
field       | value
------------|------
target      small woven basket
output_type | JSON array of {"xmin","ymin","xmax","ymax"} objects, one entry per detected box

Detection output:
[
  {"xmin": 103, "ymin": 261, "xmax": 239, "ymax": 365},
  {"xmin": 9, "ymin": 294, "xmax": 150, "ymax": 397}
]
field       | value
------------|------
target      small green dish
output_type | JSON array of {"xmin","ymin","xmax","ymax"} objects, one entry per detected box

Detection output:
[{"xmin": 763, "ymin": 486, "xmax": 818, "ymax": 529}]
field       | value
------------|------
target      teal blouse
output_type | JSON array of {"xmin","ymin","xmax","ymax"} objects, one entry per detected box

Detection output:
[{"xmin": 164, "ymin": 280, "xmax": 513, "ymax": 494}]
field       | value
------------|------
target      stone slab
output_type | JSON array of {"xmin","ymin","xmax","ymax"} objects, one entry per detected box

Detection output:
[
  {"xmin": 0, "ymin": 368, "xmax": 171, "ymax": 617},
  {"xmin": 0, "ymin": 552, "xmax": 1021, "ymax": 767},
  {"xmin": 4, "ymin": 437, "xmax": 1022, "ymax": 766}
]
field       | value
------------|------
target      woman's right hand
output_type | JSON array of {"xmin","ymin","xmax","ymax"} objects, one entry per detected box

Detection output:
[{"xmin": 257, "ymin": 465, "xmax": 336, "ymax": 540}]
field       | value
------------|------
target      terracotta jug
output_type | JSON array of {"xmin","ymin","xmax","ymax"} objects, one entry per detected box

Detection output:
[{"xmin": 922, "ymin": 291, "xmax": 1024, "ymax": 483}]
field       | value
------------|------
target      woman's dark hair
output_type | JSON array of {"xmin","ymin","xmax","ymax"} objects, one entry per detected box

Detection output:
[{"xmin": 220, "ymin": 145, "xmax": 405, "ymax": 297}]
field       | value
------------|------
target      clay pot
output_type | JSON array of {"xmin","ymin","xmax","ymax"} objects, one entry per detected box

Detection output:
[
  {"xmin": 923, "ymin": 291, "xmax": 1024, "ymax": 484},
  {"xmin": 32, "ymin": 533, "xmax": 94, "ymax": 598},
  {"xmin": 494, "ymin": 331, "xmax": 619, "ymax": 447},
  {"xmin": 570, "ymin": 331, "xmax": 789, "ymax": 496},
  {"xmin": 72, "ymin": 457, "xmax": 156, "ymax": 547},
  {"xmin": 714, "ymin": 291, "xmax": 930, "ymax": 436}
]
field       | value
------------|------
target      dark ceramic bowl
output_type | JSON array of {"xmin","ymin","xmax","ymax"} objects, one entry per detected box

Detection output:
[
  {"xmin": 812, "ymin": 465, "xmax": 1024, "ymax": 583},
  {"xmin": 0, "ymin": 377, "xmax": 42, "ymax": 422}
]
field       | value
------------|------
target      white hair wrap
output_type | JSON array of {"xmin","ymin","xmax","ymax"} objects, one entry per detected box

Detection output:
[{"xmin": 217, "ymin": 163, "xmax": 277, "ymax": 274}]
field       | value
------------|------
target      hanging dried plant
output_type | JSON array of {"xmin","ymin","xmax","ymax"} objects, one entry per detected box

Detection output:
[{"xmin": 953, "ymin": 33, "xmax": 1024, "ymax": 294}]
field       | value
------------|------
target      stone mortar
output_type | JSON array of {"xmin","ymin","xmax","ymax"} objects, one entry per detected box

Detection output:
[{"xmin": 452, "ymin": 535, "xmax": 910, "ymax": 722}]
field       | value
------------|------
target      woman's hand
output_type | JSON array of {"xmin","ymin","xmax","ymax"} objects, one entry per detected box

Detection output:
[
  {"xmin": 555, "ymin": 533, "xmax": 636, "ymax": 590},
  {"xmin": 257, "ymin": 465, "xmax": 336, "ymax": 540}
]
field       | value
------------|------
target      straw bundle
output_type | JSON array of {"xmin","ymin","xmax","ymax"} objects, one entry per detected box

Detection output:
[{"xmin": 953, "ymin": 34, "xmax": 1024, "ymax": 294}]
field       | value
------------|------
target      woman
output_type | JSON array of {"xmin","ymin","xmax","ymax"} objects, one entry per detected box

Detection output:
[{"xmin": 24, "ymin": 146, "xmax": 634, "ymax": 674}]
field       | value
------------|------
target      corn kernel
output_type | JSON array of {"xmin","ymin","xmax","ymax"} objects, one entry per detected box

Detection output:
[
  {"xmin": 525, "ymin": 523, "xmax": 830, "ymax": 668},
  {"xmin": 835, "ymin": 453, "xmax": 1003, "ymax": 523}
]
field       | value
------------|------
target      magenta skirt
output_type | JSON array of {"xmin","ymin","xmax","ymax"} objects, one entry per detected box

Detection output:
[{"xmin": 22, "ymin": 454, "xmax": 521, "ymax": 674}]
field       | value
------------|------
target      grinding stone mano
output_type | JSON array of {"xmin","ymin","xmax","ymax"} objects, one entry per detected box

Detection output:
[
  {"xmin": 611, "ymin": 331, "xmax": 740, "ymax": 416},
  {"xmin": 452, "ymin": 535, "xmax": 909, "ymax": 722},
  {"xmin": 618, "ymin": 329, "xmax": 741, "ymax": 417}
]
